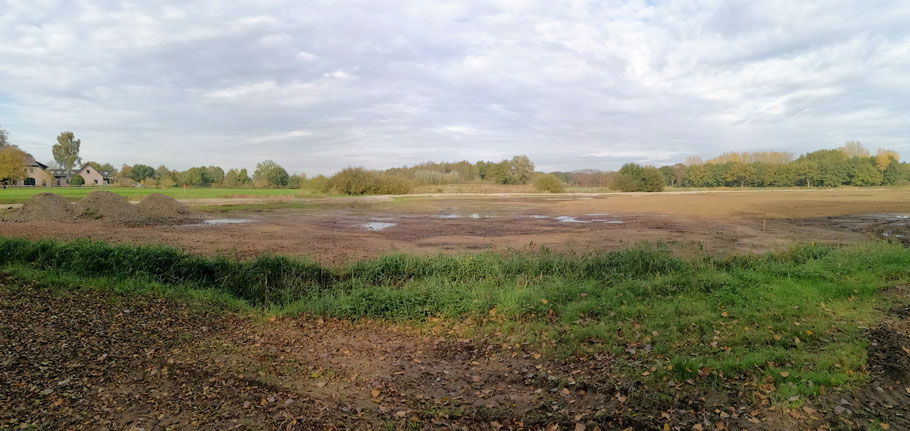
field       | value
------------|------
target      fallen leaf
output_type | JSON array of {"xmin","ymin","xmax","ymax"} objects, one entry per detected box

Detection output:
[
  {"xmin": 720, "ymin": 312, "xmax": 728, "ymax": 318},
  {"xmin": 780, "ymin": 372, "xmax": 790, "ymax": 378},
  {"xmin": 541, "ymin": 298, "xmax": 549, "ymax": 304},
  {"xmin": 371, "ymin": 389, "xmax": 381, "ymax": 398},
  {"xmin": 880, "ymin": 424, "xmax": 890, "ymax": 430},
  {"xmin": 575, "ymin": 424, "xmax": 586, "ymax": 431}
]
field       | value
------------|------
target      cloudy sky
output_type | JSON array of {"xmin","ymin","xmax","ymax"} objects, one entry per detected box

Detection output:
[{"xmin": 1, "ymin": 1, "xmax": 909, "ymax": 174}]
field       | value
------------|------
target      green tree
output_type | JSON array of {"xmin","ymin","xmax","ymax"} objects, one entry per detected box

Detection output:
[
  {"xmin": 254, "ymin": 160, "xmax": 289, "ymax": 188},
  {"xmin": 183, "ymin": 166, "xmax": 214, "ymax": 187},
  {"xmin": 131, "ymin": 164, "xmax": 156, "ymax": 182},
  {"xmin": 724, "ymin": 161, "xmax": 754, "ymax": 187},
  {"xmin": 52, "ymin": 131, "xmax": 82, "ymax": 177},
  {"xmin": 0, "ymin": 146, "xmax": 27, "ymax": 185},
  {"xmin": 847, "ymin": 158, "xmax": 882, "ymax": 186},
  {"xmin": 883, "ymin": 160, "xmax": 907, "ymax": 185},
  {"xmin": 508, "ymin": 155, "xmax": 535, "ymax": 184},
  {"xmin": 223, "ymin": 168, "xmax": 252, "ymax": 188},
  {"xmin": 0, "ymin": 125, "xmax": 9, "ymax": 148},
  {"xmin": 612, "ymin": 163, "xmax": 664, "ymax": 192},
  {"xmin": 69, "ymin": 174, "xmax": 85, "ymax": 186},
  {"xmin": 798, "ymin": 150, "xmax": 848, "ymax": 187},
  {"xmin": 485, "ymin": 161, "xmax": 512, "ymax": 185},
  {"xmin": 87, "ymin": 161, "xmax": 116, "ymax": 174}
]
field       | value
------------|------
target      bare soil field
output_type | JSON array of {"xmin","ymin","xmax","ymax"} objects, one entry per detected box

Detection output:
[
  {"xmin": 3, "ymin": 279, "xmax": 907, "ymax": 431},
  {"xmin": 2, "ymin": 189, "xmax": 910, "ymax": 263}
]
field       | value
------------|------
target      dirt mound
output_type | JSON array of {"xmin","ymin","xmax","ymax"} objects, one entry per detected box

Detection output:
[
  {"xmin": 136, "ymin": 193, "xmax": 194, "ymax": 222},
  {"xmin": 2, "ymin": 193, "xmax": 75, "ymax": 222},
  {"xmin": 74, "ymin": 190, "xmax": 138, "ymax": 223}
]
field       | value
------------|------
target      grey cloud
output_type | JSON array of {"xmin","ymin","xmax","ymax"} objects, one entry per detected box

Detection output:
[{"xmin": 0, "ymin": 0, "xmax": 908, "ymax": 174}]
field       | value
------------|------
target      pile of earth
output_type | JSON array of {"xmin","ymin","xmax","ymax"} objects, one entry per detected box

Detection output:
[
  {"xmin": 0, "ymin": 193, "xmax": 75, "ymax": 222},
  {"xmin": 2, "ymin": 192, "xmax": 196, "ymax": 225},
  {"xmin": 136, "ymin": 193, "xmax": 195, "ymax": 222},
  {"xmin": 74, "ymin": 190, "xmax": 138, "ymax": 223}
]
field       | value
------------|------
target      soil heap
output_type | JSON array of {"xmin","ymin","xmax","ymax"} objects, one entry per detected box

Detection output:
[
  {"xmin": 1, "ymin": 192, "xmax": 75, "ymax": 221},
  {"xmin": 74, "ymin": 190, "xmax": 138, "ymax": 223},
  {"xmin": 136, "ymin": 193, "xmax": 194, "ymax": 222}
]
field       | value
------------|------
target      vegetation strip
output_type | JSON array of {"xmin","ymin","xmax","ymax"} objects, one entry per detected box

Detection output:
[{"xmin": 1, "ymin": 236, "xmax": 908, "ymax": 404}]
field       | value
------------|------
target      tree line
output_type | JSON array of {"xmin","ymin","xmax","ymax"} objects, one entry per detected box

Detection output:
[{"xmin": 1, "ymin": 127, "xmax": 906, "ymax": 194}]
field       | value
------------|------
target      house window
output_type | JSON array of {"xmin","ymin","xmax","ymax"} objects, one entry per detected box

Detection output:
[
  {"xmin": 87, "ymin": 169, "xmax": 91, "ymax": 174},
  {"xmin": 94, "ymin": 179, "xmax": 98, "ymax": 184},
  {"xmin": 24, "ymin": 178, "xmax": 36, "ymax": 186}
]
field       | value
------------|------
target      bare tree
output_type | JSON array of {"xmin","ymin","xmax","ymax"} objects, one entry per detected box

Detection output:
[{"xmin": 839, "ymin": 141, "xmax": 870, "ymax": 158}]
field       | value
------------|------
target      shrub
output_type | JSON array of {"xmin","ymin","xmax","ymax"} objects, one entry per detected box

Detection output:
[
  {"xmin": 415, "ymin": 170, "xmax": 461, "ymax": 185},
  {"xmin": 287, "ymin": 174, "xmax": 305, "ymax": 189},
  {"xmin": 301, "ymin": 175, "xmax": 330, "ymax": 193},
  {"xmin": 69, "ymin": 174, "xmax": 85, "ymax": 186},
  {"xmin": 611, "ymin": 164, "xmax": 664, "ymax": 192},
  {"xmin": 532, "ymin": 174, "xmax": 565, "ymax": 193},
  {"xmin": 329, "ymin": 168, "xmax": 413, "ymax": 195}
]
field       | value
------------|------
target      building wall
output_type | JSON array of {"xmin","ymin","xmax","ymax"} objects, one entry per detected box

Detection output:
[
  {"xmin": 15, "ymin": 166, "xmax": 55, "ymax": 187},
  {"xmin": 75, "ymin": 165, "xmax": 106, "ymax": 185}
]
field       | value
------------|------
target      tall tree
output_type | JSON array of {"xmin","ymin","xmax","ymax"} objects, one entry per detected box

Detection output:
[
  {"xmin": 0, "ymin": 146, "xmax": 27, "ymax": 185},
  {"xmin": 52, "ymin": 131, "xmax": 81, "ymax": 177},
  {"xmin": 507, "ymin": 155, "xmax": 535, "ymax": 184},
  {"xmin": 0, "ymin": 124, "xmax": 9, "ymax": 148},
  {"xmin": 254, "ymin": 160, "xmax": 289, "ymax": 187},
  {"xmin": 130, "ymin": 164, "xmax": 156, "ymax": 182}
]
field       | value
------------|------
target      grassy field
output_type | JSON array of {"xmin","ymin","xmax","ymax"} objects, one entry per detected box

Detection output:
[
  {"xmin": 0, "ymin": 187, "xmax": 313, "ymax": 204},
  {"xmin": 1, "ymin": 236, "xmax": 906, "ymax": 406}
]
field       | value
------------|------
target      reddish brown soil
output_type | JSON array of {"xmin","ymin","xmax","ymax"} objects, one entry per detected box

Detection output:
[{"xmin": 1, "ymin": 191, "xmax": 902, "ymax": 264}]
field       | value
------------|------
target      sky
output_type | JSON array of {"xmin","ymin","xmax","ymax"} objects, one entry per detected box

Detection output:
[{"xmin": 1, "ymin": 0, "xmax": 909, "ymax": 175}]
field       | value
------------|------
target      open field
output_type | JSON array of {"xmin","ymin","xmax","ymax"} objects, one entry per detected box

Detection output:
[
  {"xmin": 4, "ymin": 189, "xmax": 910, "ymax": 263},
  {"xmin": 2, "ymin": 189, "xmax": 910, "ymax": 430}
]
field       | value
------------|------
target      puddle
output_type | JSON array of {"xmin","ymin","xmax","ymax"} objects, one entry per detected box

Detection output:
[
  {"xmin": 527, "ymin": 215, "xmax": 549, "ymax": 219},
  {"xmin": 437, "ymin": 214, "xmax": 460, "ymax": 219},
  {"xmin": 199, "ymin": 218, "xmax": 252, "ymax": 225},
  {"xmin": 555, "ymin": 216, "xmax": 589, "ymax": 223},
  {"xmin": 362, "ymin": 222, "xmax": 397, "ymax": 231},
  {"xmin": 470, "ymin": 213, "xmax": 481, "ymax": 219}
]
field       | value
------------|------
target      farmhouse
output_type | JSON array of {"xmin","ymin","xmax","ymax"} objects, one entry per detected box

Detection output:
[
  {"xmin": 49, "ymin": 163, "xmax": 112, "ymax": 186},
  {"xmin": 14, "ymin": 154, "xmax": 55, "ymax": 187}
]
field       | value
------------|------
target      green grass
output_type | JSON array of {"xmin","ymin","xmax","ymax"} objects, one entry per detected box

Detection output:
[
  {"xmin": 0, "ymin": 187, "xmax": 314, "ymax": 204},
  {"xmin": 1, "ymin": 236, "xmax": 907, "ymax": 403}
]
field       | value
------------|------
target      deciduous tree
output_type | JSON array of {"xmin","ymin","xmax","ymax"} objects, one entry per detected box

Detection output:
[
  {"xmin": 0, "ymin": 146, "xmax": 27, "ymax": 185},
  {"xmin": 52, "ymin": 131, "xmax": 81, "ymax": 177}
]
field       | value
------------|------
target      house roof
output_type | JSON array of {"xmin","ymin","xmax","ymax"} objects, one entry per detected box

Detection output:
[
  {"xmin": 48, "ymin": 163, "xmax": 112, "ymax": 179},
  {"xmin": 23, "ymin": 153, "xmax": 48, "ymax": 170}
]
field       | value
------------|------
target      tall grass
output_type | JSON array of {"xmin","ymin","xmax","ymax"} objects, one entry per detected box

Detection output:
[
  {"xmin": 0, "ymin": 237, "xmax": 332, "ymax": 305},
  {"xmin": 3, "ymin": 236, "xmax": 908, "ymax": 400}
]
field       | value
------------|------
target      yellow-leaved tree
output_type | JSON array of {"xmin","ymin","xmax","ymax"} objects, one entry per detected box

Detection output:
[{"xmin": 0, "ymin": 145, "xmax": 27, "ymax": 185}]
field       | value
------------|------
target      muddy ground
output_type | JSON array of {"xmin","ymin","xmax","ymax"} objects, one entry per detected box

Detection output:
[
  {"xmin": 4, "ymin": 189, "xmax": 910, "ymax": 264},
  {"xmin": 2, "ymin": 277, "xmax": 907, "ymax": 431}
]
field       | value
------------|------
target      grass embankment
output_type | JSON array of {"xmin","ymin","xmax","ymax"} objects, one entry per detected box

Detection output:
[{"xmin": 1, "ymin": 237, "xmax": 907, "ymax": 403}]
